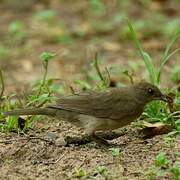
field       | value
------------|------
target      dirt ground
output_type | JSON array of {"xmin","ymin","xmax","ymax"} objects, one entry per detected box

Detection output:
[
  {"xmin": 0, "ymin": 118, "xmax": 180, "ymax": 180},
  {"xmin": 0, "ymin": 0, "xmax": 179, "ymax": 179}
]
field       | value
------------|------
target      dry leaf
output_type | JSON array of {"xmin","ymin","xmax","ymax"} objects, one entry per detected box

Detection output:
[{"xmin": 139, "ymin": 121, "xmax": 172, "ymax": 139}]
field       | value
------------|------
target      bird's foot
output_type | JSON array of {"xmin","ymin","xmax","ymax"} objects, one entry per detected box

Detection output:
[
  {"xmin": 91, "ymin": 134, "xmax": 109, "ymax": 146},
  {"xmin": 91, "ymin": 133, "xmax": 119, "ymax": 148}
]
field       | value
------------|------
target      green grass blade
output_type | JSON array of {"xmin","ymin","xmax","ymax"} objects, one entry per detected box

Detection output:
[
  {"xmin": 141, "ymin": 52, "xmax": 158, "ymax": 85},
  {"xmin": 157, "ymin": 30, "xmax": 180, "ymax": 83},
  {"xmin": 127, "ymin": 19, "xmax": 158, "ymax": 85},
  {"xmin": 158, "ymin": 48, "xmax": 180, "ymax": 83},
  {"xmin": 160, "ymin": 30, "xmax": 180, "ymax": 64}
]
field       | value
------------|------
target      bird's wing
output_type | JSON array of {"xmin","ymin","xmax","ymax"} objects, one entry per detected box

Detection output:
[{"xmin": 47, "ymin": 88, "xmax": 137, "ymax": 120}]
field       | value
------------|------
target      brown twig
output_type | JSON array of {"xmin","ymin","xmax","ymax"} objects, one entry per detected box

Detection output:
[
  {"xmin": 105, "ymin": 67, "xmax": 111, "ymax": 87},
  {"xmin": 69, "ymin": 86, "xmax": 75, "ymax": 94}
]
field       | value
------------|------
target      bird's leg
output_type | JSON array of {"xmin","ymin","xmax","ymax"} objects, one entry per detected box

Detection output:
[{"xmin": 91, "ymin": 131, "xmax": 110, "ymax": 146}]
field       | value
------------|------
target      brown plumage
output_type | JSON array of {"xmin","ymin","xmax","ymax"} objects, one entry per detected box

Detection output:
[{"xmin": 4, "ymin": 82, "xmax": 166, "ymax": 145}]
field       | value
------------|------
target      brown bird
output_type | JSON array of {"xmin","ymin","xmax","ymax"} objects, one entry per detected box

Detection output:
[{"xmin": 4, "ymin": 82, "xmax": 167, "ymax": 145}]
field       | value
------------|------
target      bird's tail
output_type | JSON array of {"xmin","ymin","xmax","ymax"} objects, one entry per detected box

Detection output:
[{"xmin": 3, "ymin": 108, "xmax": 55, "ymax": 116}]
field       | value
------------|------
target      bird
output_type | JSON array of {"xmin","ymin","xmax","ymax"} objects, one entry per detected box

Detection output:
[{"xmin": 4, "ymin": 82, "xmax": 167, "ymax": 145}]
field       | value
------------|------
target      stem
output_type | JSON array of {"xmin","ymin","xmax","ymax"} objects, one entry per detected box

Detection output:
[
  {"xmin": 127, "ymin": 74, "xmax": 134, "ymax": 85},
  {"xmin": 69, "ymin": 86, "xmax": 75, "ymax": 94},
  {"xmin": 37, "ymin": 61, "xmax": 48, "ymax": 97},
  {"xmin": 0, "ymin": 70, "xmax": 5, "ymax": 99},
  {"xmin": 94, "ymin": 53, "xmax": 104, "ymax": 82},
  {"xmin": 105, "ymin": 67, "xmax": 111, "ymax": 87}
]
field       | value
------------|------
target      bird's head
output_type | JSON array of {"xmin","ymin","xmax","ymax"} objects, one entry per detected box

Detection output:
[{"xmin": 133, "ymin": 82, "xmax": 167, "ymax": 104}]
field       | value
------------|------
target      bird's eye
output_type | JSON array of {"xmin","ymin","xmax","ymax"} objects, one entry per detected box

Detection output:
[{"xmin": 148, "ymin": 88, "xmax": 154, "ymax": 95}]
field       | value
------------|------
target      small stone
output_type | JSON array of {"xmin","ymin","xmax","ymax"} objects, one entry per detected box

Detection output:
[
  {"xmin": 45, "ymin": 132, "xmax": 59, "ymax": 141},
  {"xmin": 55, "ymin": 137, "xmax": 66, "ymax": 147}
]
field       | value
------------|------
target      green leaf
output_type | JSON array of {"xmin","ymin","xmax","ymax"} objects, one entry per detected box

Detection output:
[
  {"xmin": 74, "ymin": 80, "xmax": 92, "ymax": 90},
  {"xmin": 155, "ymin": 152, "xmax": 169, "ymax": 167},
  {"xmin": 40, "ymin": 52, "xmax": 56, "ymax": 62},
  {"xmin": 34, "ymin": 10, "xmax": 56, "ymax": 23},
  {"xmin": 89, "ymin": 0, "xmax": 106, "ymax": 16},
  {"xmin": 170, "ymin": 161, "xmax": 180, "ymax": 180},
  {"xmin": 75, "ymin": 168, "xmax": 86, "ymax": 177},
  {"xmin": 6, "ymin": 116, "xmax": 19, "ymax": 131},
  {"xmin": 8, "ymin": 21, "xmax": 24, "ymax": 34},
  {"xmin": 96, "ymin": 166, "xmax": 108, "ymax": 175},
  {"xmin": 109, "ymin": 148, "xmax": 121, "ymax": 157}
]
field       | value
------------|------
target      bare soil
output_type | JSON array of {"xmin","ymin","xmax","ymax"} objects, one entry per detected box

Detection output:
[{"xmin": 0, "ymin": 118, "xmax": 179, "ymax": 180}]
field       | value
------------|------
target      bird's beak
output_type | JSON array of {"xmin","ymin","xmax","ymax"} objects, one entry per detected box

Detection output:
[
  {"xmin": 160, "ymin": 94, "xmax": 167, "ymax": 102},
  {"xmin": 154, "ymin": 93, "xmax": 167, "ymax": 102}
]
